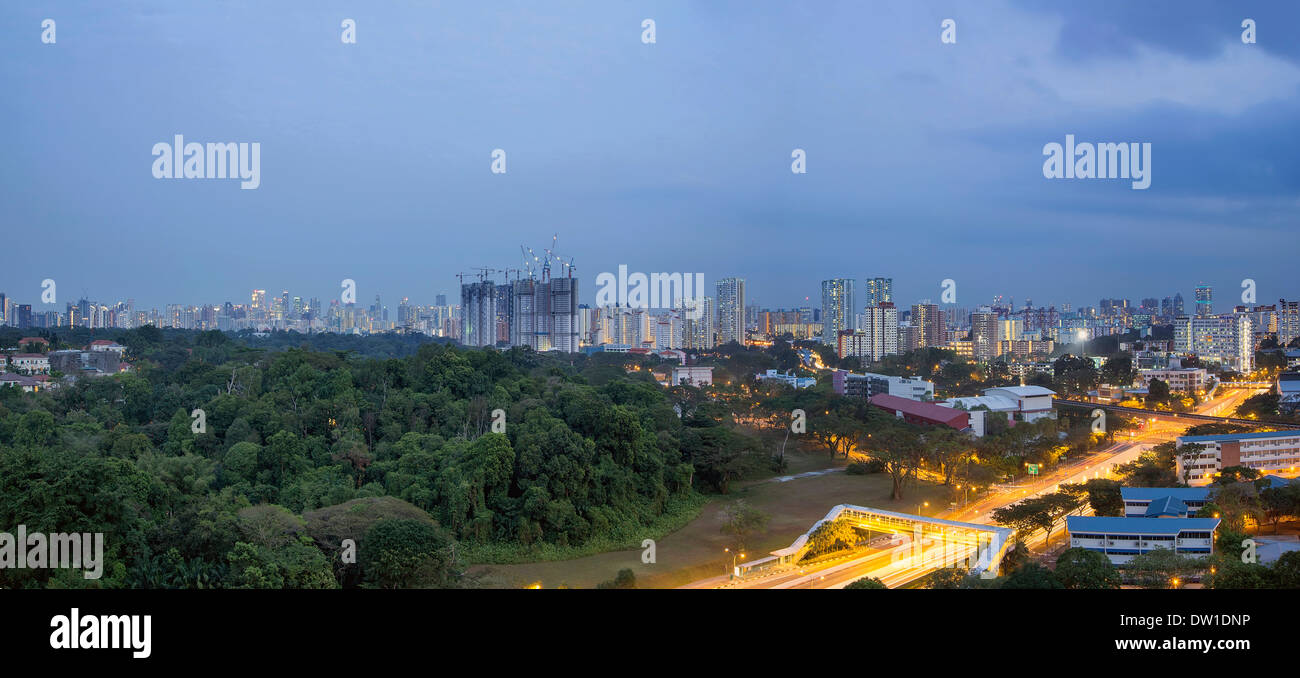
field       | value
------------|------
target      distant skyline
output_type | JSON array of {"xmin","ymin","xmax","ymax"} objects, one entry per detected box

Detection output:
[{"xmin": 4, "ymin": 1, "xmax": 1298, "ymax": 312}]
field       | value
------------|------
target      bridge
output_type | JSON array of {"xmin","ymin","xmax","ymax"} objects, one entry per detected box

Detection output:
[
  {"xmin": 1054, "ymin": 399, "xmax": 1300, "ymax": 430},
  {"xmin": 1217, "ymin": 381, "xmax": 1272, "ymax": 389},
  {"xmin": 741, "ymin": 504, "xmax": 1015, "ymax": 585}
]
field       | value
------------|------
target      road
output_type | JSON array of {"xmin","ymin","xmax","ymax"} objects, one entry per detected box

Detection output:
[{"xmin": 682, "ymin": 386, "xmax": 1265, "ymax": 589}]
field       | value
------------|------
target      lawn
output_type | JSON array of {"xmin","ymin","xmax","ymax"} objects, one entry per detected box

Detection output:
[{"xmin": 470, "ymin": 447, "xmax": 953, "ymax": 589}]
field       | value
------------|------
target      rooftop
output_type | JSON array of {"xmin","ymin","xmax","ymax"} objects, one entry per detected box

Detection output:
[
  {"xmin": 1066, "ymin": 516, "xmax": 1220, "ymax": 535},
  {"xmin": 1120, "ymin": 487, "xmax": 1212, "ymax": 501},
  {"xmin": 1179, "ymin": 430, "xmax": 1300, "ymax": 443},
  {"xmin": 985, "ymin": 385, "xmax": 1056, "ymax": 397},
  {"xmin": 869, "ymin": 393, "xmax": 970, "ymax": 428}
]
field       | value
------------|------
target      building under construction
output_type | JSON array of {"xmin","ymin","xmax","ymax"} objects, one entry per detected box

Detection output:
[
  {"xmin": 459, "ymin": 236, "xmax": 580, "ymax": 353},
  {"xmin": 460, "ymin": 280, "xmax": 496, "ymax": 348}
]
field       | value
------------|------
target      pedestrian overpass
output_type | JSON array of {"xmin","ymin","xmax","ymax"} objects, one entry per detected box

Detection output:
[{"xmin": 742, "ymin": 504, "xmax": 1015, "ymax": 578}]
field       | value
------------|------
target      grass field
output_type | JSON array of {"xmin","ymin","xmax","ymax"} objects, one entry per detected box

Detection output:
[{"xmin": 471, "ymin": 445, "xmax": 953, "ymax": 589}]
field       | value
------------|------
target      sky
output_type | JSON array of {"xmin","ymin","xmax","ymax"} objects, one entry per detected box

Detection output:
[{"xmin": 2, "ymin": 1, "xmax": 1298, "ymax": 315}]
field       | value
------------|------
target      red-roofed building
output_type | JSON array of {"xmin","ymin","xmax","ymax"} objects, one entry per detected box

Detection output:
[
  {"xmin": 18, "ymin": 337, "xmax": 49, "ymax": 350},
  {"xmin": 869, "ymin": 393, "xmax": 970, "ymax": 431},
  {"xmin": 88, "ymin": 340, "xmax": 128, "ymax": 355}
]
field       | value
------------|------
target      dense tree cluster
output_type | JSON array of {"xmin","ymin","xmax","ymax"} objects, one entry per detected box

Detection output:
[{"xmin": 0, "ymin": 327, "xmax": 702, "ymax": 588}]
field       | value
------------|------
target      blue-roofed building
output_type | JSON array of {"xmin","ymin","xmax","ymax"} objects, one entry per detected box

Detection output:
[
  {"xmin": 1066, "ymin": 516, "xmax": 1220, "ymax": 565},
  {"xmin": 1143, "ymin": 496, "xmax": 1189, "ymax": 518},
  {"xmin": 1120, "ymin": 487, "xmax": 1212, "ymax": 518},
  {"xmin": 1258, "ymin": 475, "xmax": 1299, "ymax": 490}
]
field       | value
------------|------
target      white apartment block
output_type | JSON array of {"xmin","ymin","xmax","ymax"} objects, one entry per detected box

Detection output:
[
  {"xmin": 1173, "ymin": 313, "xmax": 1253, "ymax": 372},
  {"xmin": 1176, "ymin": 431, "xmax": 1300, "ymax": 485}
]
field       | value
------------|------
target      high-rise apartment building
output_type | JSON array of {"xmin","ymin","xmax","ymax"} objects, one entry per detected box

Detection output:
[
  {"xmin": 1173, "ymin": 313, "xmax": 1253, "ymax": 372},
  {"xmin": 1278, "ymin": 299, "xmax": 1300, "ymax": 348},
  {"xmin": 911, "ymin": 303, "xmax": 944, "ymax": 349},
  {"xmin": 460, "ymin": 281, "xmax": 497, "ymax": 347},
  {"xmin": 970, "ymin": 307, "xmax": 999, "ymax": 362},
  {"xmin": 1195, "ymin": 284, "xmax": 1213, "ymax": 318},
  {"xmin": 865, "ymin": 277, "xmax": 892, "ymax": 308},
  {"xmin": 821, "ymin": 278, "xmax": 855, "ymax": 346},
  {"xmin": 716, "ymin": 277, "xmax": 746, "ymax": 345},
  {"xmin": 858, "ymin": 302, "xmax": 899, "ymax": 362}
]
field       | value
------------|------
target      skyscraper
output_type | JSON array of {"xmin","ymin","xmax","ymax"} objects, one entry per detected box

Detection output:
[
  {"xmin": 682, "ymin": 296, "xmax": 715, "ymax": 349},
  {"xmin": 821, "ymin": 278, "xmax": 855, "ymax": 345},
  {"xmin": 460, "ymin": 280, "xmax": 497, "ymax": 347},
  {"xmin": 911, "ymin": 303, "xmax": 944, "ymax": 349},
  {"xmin": 1195, "ymin": 284, "xmax": 1212, "ymax": 317},
  {"xmin": 859, "ymin": 302, "xmax": 899, "ymax": 361},
  {"xmin": 865, "ymin": 277, "xmax": 892, "ymax": 307},
  {"xmin": 1277, "ymin": 299, "xmax": 1299, "ymax": 348},
  {"xmin": 716, "ymin": 277, "xmax": 746, "ymax": 345},
  {"xmin": 970, "ymin": 307, "xmax": 999, "ymax": 362}
]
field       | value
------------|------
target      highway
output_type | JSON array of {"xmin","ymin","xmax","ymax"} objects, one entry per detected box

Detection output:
[{"xmin": 684, "ymin": 385, "xmax": 1265, "ymax": 589}]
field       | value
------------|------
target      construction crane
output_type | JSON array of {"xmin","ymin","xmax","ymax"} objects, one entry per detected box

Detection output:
[
  {"xmin": 543, "ymin": 233, "xmax": 576, "ymax": 279},
  {"xmin": 472, "ymin": 267, "xmax": 497, "ymax": 283}
]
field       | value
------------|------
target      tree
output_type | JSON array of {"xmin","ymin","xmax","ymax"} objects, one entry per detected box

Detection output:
[
  {"xmin": 596, "ymin": 569, "xmax": 637, "ymax": 589},
  {"xmin": 1258, "ymin": 484, "xmax": 1300, "ymax": 534},
  {"xmin": 1126, "ymin": 549, "xmax": 1202, "ymax": 589},
  {"xmin": 1146, "ymin": 378, "xmax": 1171, "ymax": 408},
  {"xmin": 925, "ymin": 427, "xmax": 972, "ymax": 486},
  {"xmin": 864, "ymin": 423, "xmax": 924, "ymax": 501},
  {"xmin": 844, "ymin": 576, "xmax": 887, "ymax": 589},
  {"xmin": 719, "ymin": 500, "xmax": 770, "ymax": 552},
  {"xmin": 1176, "ymin": 443, "xmax": 1205, "ymax": 486},
  {"xmin": 1207, "ymin": 558, "xmax": 1275, "ymax": 589},
  {"xmin": 1000, "ymin": 562, "xmax": 1063, "ymax": 589},
  {"xmin": 1054, "ymin": 547, "xmax": 1121, "ymax": 589},
  {"xmin": 805, "ymin": 520, "xmax": 860, "ymax": 557},
  {"xmin": 1061, "ymin": 479, "xmax": 1123, "ymax": 517},
  {"xmin": 1272, "ymin": 551, "xmax": 1300, "ymax": 588},
  {"xmin": 1100, "ymin": 355, "xmax": 1137, "ymax": 387},
  {"xmin": 360, "ymin": 518, "xmax": 458, "ymax": 589}
]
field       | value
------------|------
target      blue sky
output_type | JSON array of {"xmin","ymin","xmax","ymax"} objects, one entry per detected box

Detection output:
[{"xmin": 2, "ymin": 1, "xmax": 1297, "ymax": 314}]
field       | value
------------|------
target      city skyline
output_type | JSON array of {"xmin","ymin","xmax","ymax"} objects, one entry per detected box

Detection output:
[{"xmin": 4, "ymin": 1, "xmax": 1299, "ymax": 312}]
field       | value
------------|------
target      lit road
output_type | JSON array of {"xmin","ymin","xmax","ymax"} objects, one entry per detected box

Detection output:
[{"xmin": 683, "ymin": 386, "xmax": 1266, "ymax": 589}]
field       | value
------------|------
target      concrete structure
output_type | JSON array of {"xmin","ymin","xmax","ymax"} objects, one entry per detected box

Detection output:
[
  {"xmin": 459, "ymin": 280, "xmax": 497, "ymax": 348},
  {"xmin": 8, "ymin": 354, "xmax": 50, "ymax": 374},
  {"xmin": 759, "ymin": 504, "xmax": 1015, "ymax": 579},
  {"xmin": 715, "ymin": 278, "xmax": 746, "ymax": 346},
  {"xmin": 511, "ymin": 277, "xmax": 581, "ymax": 353},
  {"xmin": 48, "ymin": 349, "xmax": 121, "ymax": 376},
  {"xmin": 1066, "ymin": 516, "xmax": 1219, "ymax": 565},
  {"xmin": 1120, "ymin": 487, "xmax": 1212, "ymax": 518},
  {"xmin": 87, "ymin": 340, "xmax": 127, "ymax": 355},
  {"xmin": 1176, "ymin": 430, "xmax": 1300, "ymax": 485},
  {"xmin": 864, "ymin": 277, "xmax": 892, "ymax": 308},
  {"xmin": 911, "ymin": 303, "xmax": 943, "ymax": 349},
  {"xmin": 832, "ymin": 370, "xmax": 934, "ymax": 400},
  {"xmin": 1276, "ymin": 372, "xmax": 1300, "ymax": 416},
  {"xmin": 0, "ymin": 373, "xmax": 44, "ymax": 392},
  {"xmin": 670, "ymin": 365, "xmax": 713, "ymax": 387},
  {"xmin": 820, "ymin": 278, "xmax": 855, "ymax": 346},
  {"xmin": 858, "ymin": 302, "xmax": 899, "ymax": 362},
  {"xmin": 1140, "ymin": 357, "xmax": 1209, "ymax": 394},
  {"xmin": 756, "ymin": 369, "xmax": 816, "ymax": 389},
  {"xmin": 981, "ymin": 385, "xmax": 1057, "ymax": 422},
  {"xmin": 970, "ymin": 308, "xmax": 999, "ymax": 362},
  {"xmin": 1173, "ymin": 312, "xmax": 1253, "ymax": 372},
  {"xmin": 869, "ymin": 393, "xmax": 970, "ymax": 431}
]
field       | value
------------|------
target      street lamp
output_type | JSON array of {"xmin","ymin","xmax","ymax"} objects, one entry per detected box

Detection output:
[{"xmin": 724, "ymin": 548, "xmax": 745, "ymax": 578}]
